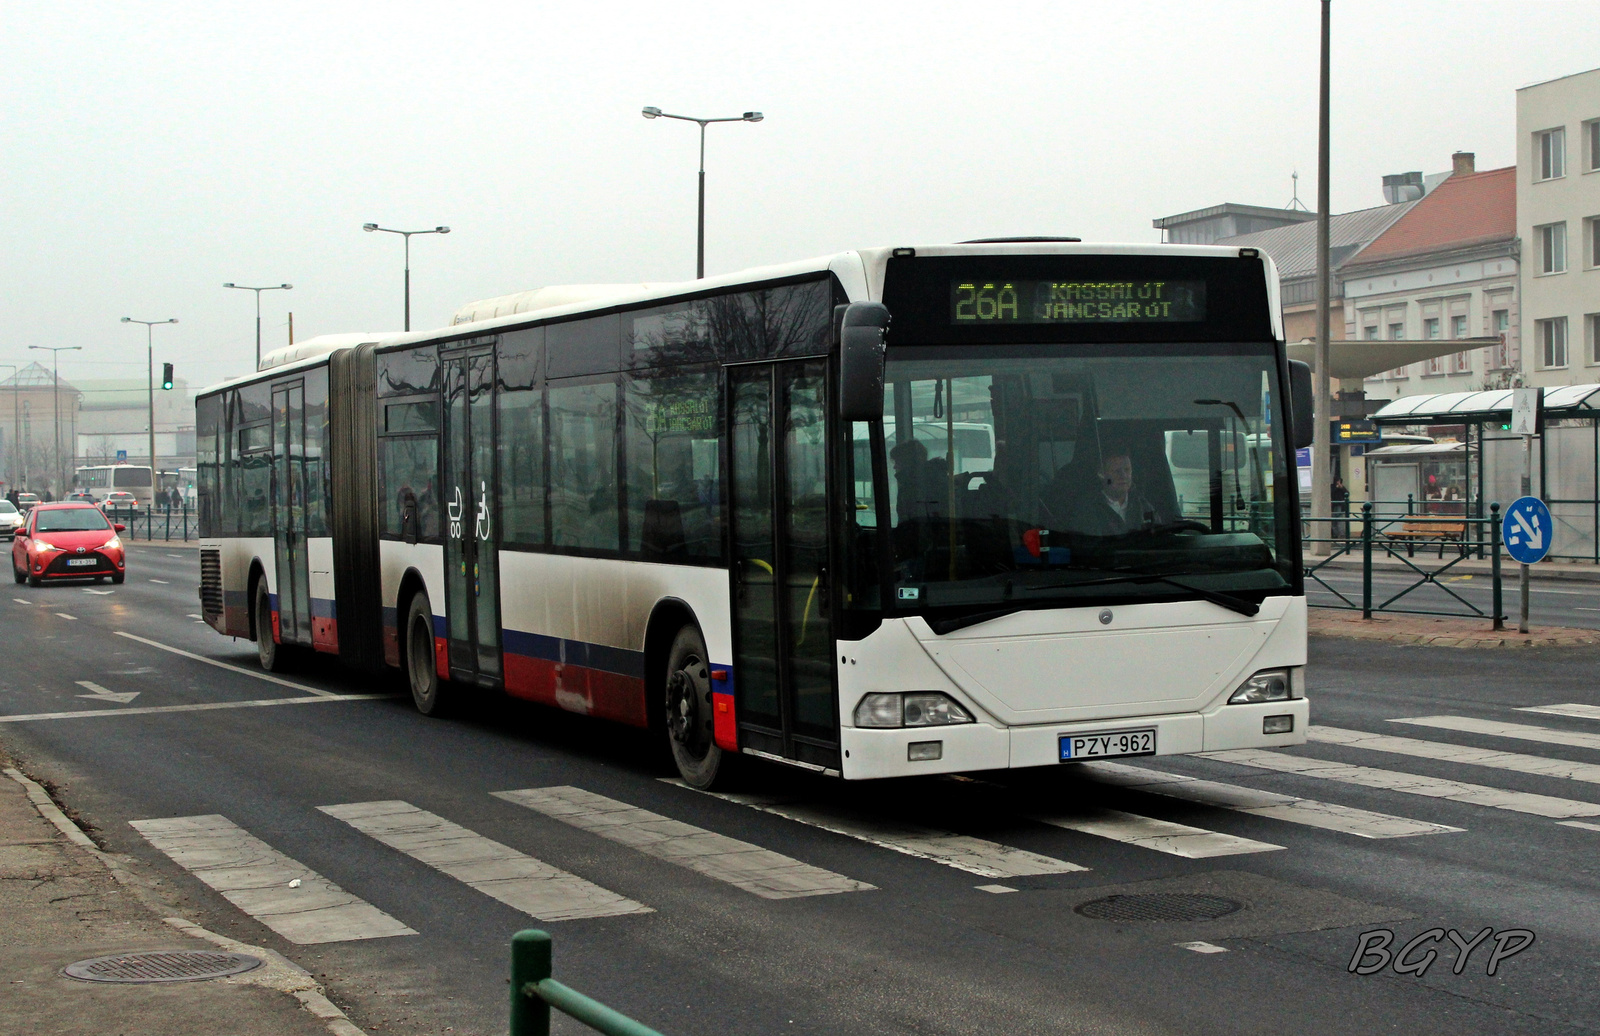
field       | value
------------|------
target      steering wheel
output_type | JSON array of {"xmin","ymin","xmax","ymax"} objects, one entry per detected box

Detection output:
[{"xmin": 1148, "ymin": 519, "xmax": 1212, "ymax": 535}]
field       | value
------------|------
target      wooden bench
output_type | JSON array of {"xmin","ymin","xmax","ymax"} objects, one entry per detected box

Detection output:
[{"xmin": 1381, "ymin": 517, "xmax": 1468, "ymax": 557}]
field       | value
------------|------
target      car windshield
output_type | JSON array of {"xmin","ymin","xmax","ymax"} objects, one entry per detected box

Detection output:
[
  {"xmin": 0, "ymin": 501, "xmax": 15, "ymax": 514},
  {"xmin": 35, "ymin": 508, "xmax": 112, "ymax": 533},
  {"xmin": 844, "ymin": 348, "xmax": 1296, "ymax": 615}
]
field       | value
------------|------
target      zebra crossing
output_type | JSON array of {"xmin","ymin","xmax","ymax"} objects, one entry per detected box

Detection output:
[{"xmin": 128, "ymin": 699, "xmax": 1600, "ymax": 944}]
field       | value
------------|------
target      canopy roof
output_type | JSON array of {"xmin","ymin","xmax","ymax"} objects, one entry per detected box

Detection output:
[
  {"xmin": 1372, "ymin": 384, "xmax": 1600, "ymax": 421},
  {"xmin": 1286, "ymin": 338, "xmax": 1499, "ymax": 380}
]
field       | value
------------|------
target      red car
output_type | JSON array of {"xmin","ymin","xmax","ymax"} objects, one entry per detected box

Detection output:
[{"xmin": 11, "ymin": 503, "xmax": 126, "ymax": 587}]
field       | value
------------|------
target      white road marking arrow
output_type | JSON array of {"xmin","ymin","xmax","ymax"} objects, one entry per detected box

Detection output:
[
  {"xmin": 1513, "ymin": 509, "xmax": 1544, "ymax": 551},
  {"xmin": 74, "ymin": 680, "xmax": 140, "ymax": 705},
  {"xmin": 82, "ymin": 589, "xmax": 115, "ymax": 595}
]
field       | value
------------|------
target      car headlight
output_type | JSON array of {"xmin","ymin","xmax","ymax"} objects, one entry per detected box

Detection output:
[
  {"xmin": 102, "ymin": 536, "xmax": 121, "ymax": 550},
  {"xmin": 1228, "ymin": 669, "xmax": 1293, "ymax": 704},
  {"xmin": 854, "ymin": 692, "xmax": 974, "ymax": 728},
  {"xmin": 31, "ymin": 539, "xmax": 58, "ymax": 552}
]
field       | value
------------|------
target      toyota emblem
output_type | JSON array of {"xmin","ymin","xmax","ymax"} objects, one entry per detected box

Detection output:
[{"xmin": 75, "ymin": 547, "xmax": 86, "ymax": 554}]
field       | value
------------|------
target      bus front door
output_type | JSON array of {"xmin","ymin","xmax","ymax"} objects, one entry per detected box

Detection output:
[
  {"xmin": 271, "ymin": 383, "xmax": 311, "ymax": 645},
  {"xmin": 441, "ymin": 349, "xmax": 503, "ymax": 686},
  {"xmin": 728, "ymin": 360, "xmax": 839, "ymax": 772}
]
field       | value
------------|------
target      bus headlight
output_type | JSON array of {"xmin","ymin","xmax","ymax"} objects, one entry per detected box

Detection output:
[
  {"xmin": 853, "ymin": 692, "xmax": 974, "ymax": 728},
  {"xmin": 1228, "ymin": 669, "xmax": 1292, "ymax": 704}
]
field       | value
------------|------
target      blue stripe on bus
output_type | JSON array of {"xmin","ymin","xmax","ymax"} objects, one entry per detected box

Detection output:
[
  {"xmin": 310, "ymin": 597, "xmax": 337, "ymax": 619},
  {"xmin": 501, "ymin": 628, "xmax": 646, "ymax": 680}
]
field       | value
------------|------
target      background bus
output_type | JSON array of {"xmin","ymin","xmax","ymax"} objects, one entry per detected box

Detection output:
[
  {"xmin": 74, "ymin": 464, "xmax": 154, "ymax": 509},
  {"xmin": 195, "ymin": 243, "xmax": 1313, "ymax": 788}
]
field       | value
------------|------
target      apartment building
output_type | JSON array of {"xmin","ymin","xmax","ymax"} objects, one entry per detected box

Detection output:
[
  {"xmin": 1348, "ymin": 154, "xmax": 1517, "ymax": 403},
  {"xmin": 1517, "ymin": 68, "xmax": 1600, "ymax": 385}
]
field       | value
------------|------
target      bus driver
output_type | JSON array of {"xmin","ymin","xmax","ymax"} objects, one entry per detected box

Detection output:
[{"xmin": 1072, "ymin": 449, "xmax": 1164, "ymax": 536}]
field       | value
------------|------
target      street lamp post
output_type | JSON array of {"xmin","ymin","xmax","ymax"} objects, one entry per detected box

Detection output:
[
  {"xmin": 28, "ymin": 346, "xmax": 83, "ymax": 497},
  {"xmin": 362, "ymin": 224, "xmax": 450, "ymax": 332},
  {"xmin": 223, "ymin": 283, "xmax": 292, "ymax": 371},
  {"xmin": 641, "ymin": 106, "xmax": 763, "ymax": 279},
  {"xmin": 0, "ymin": 364, "xmax": 15, "ymax": 493},
  {"xmin": 120, "ymin": 318, "xmax": 177, "ymax": 495}
]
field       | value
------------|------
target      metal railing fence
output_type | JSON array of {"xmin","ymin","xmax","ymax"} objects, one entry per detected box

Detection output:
[
  {"xmin": 104, "ymin": 502, "xmax": 195, "ymax": 542},
  {"xmin": 1303, "ymin": 502, "xmax": 1505, "ymax": 627},
  {"xmin": 511, "ymin": 930, "xmax": 666, "ymax": 1036}
]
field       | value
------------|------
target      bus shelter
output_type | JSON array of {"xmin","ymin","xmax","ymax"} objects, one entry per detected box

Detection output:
[{"xmin": 1371, "ymin": 384, "xmax": 1600, "ymax": 561}]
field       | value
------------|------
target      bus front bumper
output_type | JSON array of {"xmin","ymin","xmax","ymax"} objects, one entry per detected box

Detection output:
[{"xmin": 837, "ymin": 698, "xmax": 1309, "ymax": 780}]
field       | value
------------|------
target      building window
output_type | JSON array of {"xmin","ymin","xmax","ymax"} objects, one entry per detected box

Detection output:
[
  {"xmin": 1451, "ymin": 351, "xmax": 1471, "ymax": 374},
  {"xmin": 1388, "ymin": 322, "xmax": 1405, "ymax": 341},
  {"xmin": 1587, "ymin": 119, "xmax": 1600, "ymax": 173},
  {"xmin": 1363, "ymin": 324, "xmax": 1379, "ymax": 340},
  {"xmin": 1491, "ymin": 309, "xmax": 1512, "ymax": 369},
  {"xmin": 1538, "ymin": 317, "xmax": 1569, "ymax": 369},
  {"xmin": 1423, "ymin": 317, "xmax": 1441, "ymax": 339},
  {"xmin": 1589, "ymin": 215, "xmax": 1600, "ymax": 269},
  {"xmin": 1588, "ymin": 313, "xmax": 1600, "ymax": 366},
  {"xmin": 1451, "ymin": 314, "xmax": 1468, "ymax": 339},
  {"xmin": 1537, "ymin": 126, "xmax": 1566, "ymax": 181},
  {"xmin": 1539, "ymin": 222, "xmax": 1568, "ymax": 274}
]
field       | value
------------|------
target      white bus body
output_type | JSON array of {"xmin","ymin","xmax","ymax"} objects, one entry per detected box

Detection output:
[
  {"xmin": 74, "ymin": 464, "xmax": 155, "ymax": 507},
  {"xmin": 196, "ymin": 243, "xmax": 1308, "ymax": 787}
]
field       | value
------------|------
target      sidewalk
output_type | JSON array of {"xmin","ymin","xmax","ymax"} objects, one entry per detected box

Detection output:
[
  {"xmin": 1309, "ymin": 608, "xmax": 1600, "ymax": 648},
  {"xmin": 0, "ymin": 757, "xmax": 361, "ymax": 1036}
]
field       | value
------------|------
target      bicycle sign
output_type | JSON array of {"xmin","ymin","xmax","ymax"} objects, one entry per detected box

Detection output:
[{"xmin": 1502, "ymin": 496, "xmax": 1552, "ymax": 565}]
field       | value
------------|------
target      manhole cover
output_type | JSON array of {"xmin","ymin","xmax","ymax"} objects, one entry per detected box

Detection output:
[
  {"xmin": 63, "ymin": 950, "xmax": 263, "ymax": 984},
  {"xmin": 1075, "ymin": 893, "xmax": 1243, "ymax": 922}
]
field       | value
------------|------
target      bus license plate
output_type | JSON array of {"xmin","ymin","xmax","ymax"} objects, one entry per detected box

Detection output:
[
  {"xmin": 67, "ymin": 558, "xmax": 97, "ymax": 567},
  {"xmin": 1060, "ymin": 729, "xmax": 1155, "ymax": 761}
]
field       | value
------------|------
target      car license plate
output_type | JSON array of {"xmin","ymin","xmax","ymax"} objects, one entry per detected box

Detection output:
[
  {"xmin": 67, "ymin": 558, "xmax": 97, "ymax": 567},
  {"xmin": 1060, "ymin": 728, "xmax": 1156, "ymax": 761}
]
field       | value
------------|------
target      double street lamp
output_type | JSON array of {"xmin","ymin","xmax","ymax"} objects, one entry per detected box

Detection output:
[
  {"xmin": 223, "ymin": 282, "xmax": 292, "ymax": 371},
  {"xmin": 28, "ymin": 345, "xmax": 83, "ymax": 496},
  {"xmin": 363, "ymin": 223, "xmax": 450, "ymax": 332},
  {"xmin": 641, "ymin": 106, "xmax": 763, "ymax": 279},
  {"xmin": 120, "ymin": 318, "xmax": 177, "ymax": 492}
]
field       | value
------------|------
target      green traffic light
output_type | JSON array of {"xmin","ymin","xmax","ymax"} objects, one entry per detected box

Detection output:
[{"xmin": 161, "ymin": 362, "xmax": 174, "ymax": 390}]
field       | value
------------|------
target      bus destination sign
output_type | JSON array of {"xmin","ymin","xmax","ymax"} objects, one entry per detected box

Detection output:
[{"xmin": 951, "ymin": 279, "xmax": 1206, "ymax": 324}]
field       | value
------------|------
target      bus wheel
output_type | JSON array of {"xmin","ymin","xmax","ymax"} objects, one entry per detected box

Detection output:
[
  {"xmin": 253, "ymin": 579, "xmax": 283, "ymax": 672},
  {"xmin": 406, "ymin": 592, "xmax": 448, "ymax": 716},
  {"xmin": 664, "ymin": 625, "xmax": 726, "ymax": 789}
]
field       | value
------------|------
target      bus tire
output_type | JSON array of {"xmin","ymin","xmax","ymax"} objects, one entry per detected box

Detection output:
[
  {"xmin": 405, "ymin": 592, "xmax": 448, "ymax": 716},
  {"xmin": 254, "ymin": 578, "xmax": 285, "ymax": 672},
  {"xmin": 664, "ymin": 624, "xmax": 727, "ymax": 789}
]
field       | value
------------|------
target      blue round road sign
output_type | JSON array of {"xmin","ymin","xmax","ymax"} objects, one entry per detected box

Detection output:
[{"xmin": 1503, "ymin": 496, "xmax": 1552, "ymax": 565}]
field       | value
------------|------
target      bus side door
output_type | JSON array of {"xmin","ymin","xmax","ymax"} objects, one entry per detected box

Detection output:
[{"xmin": 727, "ymin": 360, "xmax": 839, "ymax": 771}]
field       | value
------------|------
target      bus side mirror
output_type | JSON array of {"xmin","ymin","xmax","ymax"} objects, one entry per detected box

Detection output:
[
  {"xmin": 838, "ymin": 302, "xmax": 890, "ymax": 422},
  {"xmin": 1288, "ymin": 359, "xmax": 1315, "ymax": 450}
]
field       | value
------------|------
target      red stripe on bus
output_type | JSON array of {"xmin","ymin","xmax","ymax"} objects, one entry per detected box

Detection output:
[
  {"xmin": 503, "ymin": 654, "xmax": 649, "ymax": 728},
  {"xmin": 712, "ymin": 690, "xmax": 737, "ymax": 751},
  {"xmin": 313, "ymin": 616, "xmax": 339, "ymax": 654}
]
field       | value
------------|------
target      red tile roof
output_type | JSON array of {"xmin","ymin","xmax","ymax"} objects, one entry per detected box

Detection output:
[{"xmin": 1345, "ymin": 166, "xmax": 1515, "ymax": 266}]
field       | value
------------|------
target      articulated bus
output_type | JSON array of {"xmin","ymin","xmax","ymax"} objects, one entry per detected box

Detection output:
[
  {"xmin": 74, "ymin": 464, "xmax": 155, "ymax": 508},
  {"xmin": 195, "ymin": 242, "xmax": 1314, "ymax": 787}
]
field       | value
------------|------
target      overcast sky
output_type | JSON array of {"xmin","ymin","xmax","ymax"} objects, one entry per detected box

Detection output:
[{"xmin": 2, "ymin": 1, "xmax": 1596, "ymax": 390}]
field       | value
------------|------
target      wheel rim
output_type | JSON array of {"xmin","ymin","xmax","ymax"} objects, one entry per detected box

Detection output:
[{"xmin": 666, "ymin": 653, "xmax": 712, "ymax": 759}]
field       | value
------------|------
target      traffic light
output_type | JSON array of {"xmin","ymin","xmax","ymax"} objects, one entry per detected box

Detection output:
[{"xmin": 161, "ymin": 363, "xmax": 174, "ymax": 390}]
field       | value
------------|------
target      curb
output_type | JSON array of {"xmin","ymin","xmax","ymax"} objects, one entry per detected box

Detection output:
[{"xmin": 3, "ymin": 766, "xmax": 369, "ymax": 1036}]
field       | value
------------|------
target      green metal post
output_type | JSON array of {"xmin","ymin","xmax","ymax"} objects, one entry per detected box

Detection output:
[
  {"xmin": 1361, "ymin": 502, "xmax": 1373, "ymax": 619},
  {"xmin": 1490, "ymin": 502, "xmax": 1504, "ymax": 631},
  {"xmin": 511, "ymin": 930, "xmax": 552, "ymax": 1036}
]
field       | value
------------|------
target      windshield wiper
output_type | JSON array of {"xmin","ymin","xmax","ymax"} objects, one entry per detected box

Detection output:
[
  {"xmin": 927, "ymin": 607, "xmax": 1030, "ymax": 636},
  {"xmin": 1024, "ymin": 570, "xmax": 1260, "ymax": 617}
]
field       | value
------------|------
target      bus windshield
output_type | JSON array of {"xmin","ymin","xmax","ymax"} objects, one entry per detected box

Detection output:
[{"xmin": 848, "ymin": 347, "xmax": 1294, "ymax": 615}]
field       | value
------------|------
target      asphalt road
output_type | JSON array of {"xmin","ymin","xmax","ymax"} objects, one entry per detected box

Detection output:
[{"xmin": 3, "ymin": 544, "xmax": 1599, "ymax": 1035}]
